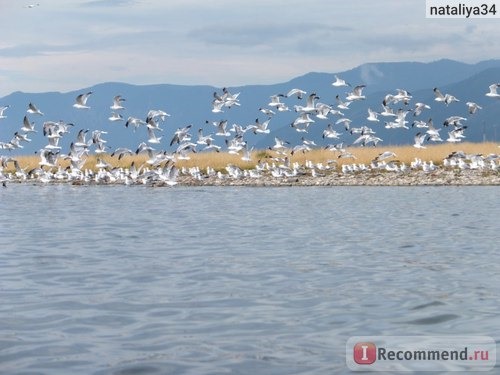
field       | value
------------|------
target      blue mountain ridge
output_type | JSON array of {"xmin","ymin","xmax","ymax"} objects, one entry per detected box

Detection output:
[{"xmin": 1, "ymin": 59, "xmax": 499, "ymax": 156}]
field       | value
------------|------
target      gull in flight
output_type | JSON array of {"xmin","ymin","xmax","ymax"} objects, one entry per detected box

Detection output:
[
  {"xmin": 268, "ymin": 94, "xmax": 287, "ymax": 108},
  {"xmin": 447, "ymin": 127, "xmax": 466, "ymax": 143},
  {"xmin": 147, "ymin": 109, "xmax": 170, "ymax": 122},
  {"xmin": 380, "ymin": 104, "xmax": 397, "ymax": 117},
  {"xmin": 413, "ymin": 102, "xmax": 431, "ymax": 117},
  {"xmin": 109, "ymin": 112, "xmax": 124, "ymax": 122},
  {"xmin": 74, "ymin": 129, "xmax": 90, "ymax": 148},
  {"xmin": 346, "ymin": 85, "xmax": 366, "ymax": 101},
  {"xmin": 0, "ymin": 105, "xmax": 10, "ymax": 119},
  {"xmin": 466, "ymin": 102, "xmax": 482, "ymax": 114},
  {"xmin": 433, "ymin": 87, "xmax": 459, "ymax": 105},
  {"xmin": 170, "ymin": 125, "xmax": 192, "ymax": 145},
  {"xmin": 335, "ymin": 95, "xmax": 352, "ymax": 110},
  {"xmin": 443, "ymin": 116, "xmax": 466, "ymax": 127},
  {"xmin": 111, "ymin": 147, "xmax": 134, "ymax": 160},
  {"xmin": 209, "ymin": 120, "xmax": 230, "ymax": 137},
  {"xmin": 294, "ymin": 93, "xmax": 320, "ymax": 113},
  {"xmin": 197, "ymin": 129, "xmax": 220, "ymax": 152},
  {"xmin": 21, "ymin": 116, "xmax": 37, "ymax": 133},
  {"xmin": 286, "ymin": 88, "xmax": 306, "ymax": 99},
  {"xmin": 424, "ymin": 119, "xmax": 442, "ymax": 142},
  {"xmin": 366, "ymin": 108, "xmax": 380, "ymax": 122},
  {"xmin": 250, "ymin": 118, "xmax": 271, "ymax": 134},
  {"xmin": 335, "ymin": 117, "xmax": 352, "ymax": 131},
  {"xmin": 147, "ymin": 127, "xmax": 162, "ymax": 144},
  {"xmin": 110, "ymin": 95, "xmax": 126, "ymax": 111},
  {"xmin": 332, "ymin": 75, "xmax": 350, "ymax": 87},
  {"xmin": 322, "ymin": 124, "xmax": 341, "ymax": 139},
  {"xmin": 27, "ymin": 102, "xmax": 44, "ymax": 115},
  {"xmin": 384, "ymin": 89, "xmax": 412, "ymax": 105},
  {"xmin": 220, "ymin": 87, "xmax": 241, "ymax": 109},
  {"xmin": 485, "ymin": 83, "xmax": 500, "ymax": 99},
  {"xmin": 413, "ymin": 132, "xmax": 427, "ymax": 149},
  {"xmin": 39, "ymin": 149, "xmax": 58, "ymax": 168},
  {"xmin": 259, "ymin": 108, "xmax": 275, "ymax": 117},
  {"xmin": 271, "ymin": 137, "xmax": 290, "ymax": 152},
  {"xmin": 212, "ymin": 97, "xmax": 225, "ymax": 113},
  {"xmin": 73, "ymin": 92, "xmax": 92, "ymax": 109},
  {"xmin": 125, "ymin": 116, "xmax": 146, "ymax": 131},
  {"xmin": 374, "ymin": 151, "xmax": 396, "ymax": 162}
]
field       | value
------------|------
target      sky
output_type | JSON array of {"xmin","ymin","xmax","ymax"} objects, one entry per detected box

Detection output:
[{"xmin": 0, "ymin": 0, "xmax": 498, "ymax": 97}]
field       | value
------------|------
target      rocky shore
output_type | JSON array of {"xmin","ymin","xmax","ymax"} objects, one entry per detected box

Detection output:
[
  {"xmin": 2, "ymin": 162, "xmax": 499, "ymax": 187},
  {"xmin": 174, "ymin": 169, "xmax": 499, "ymax": 187}
]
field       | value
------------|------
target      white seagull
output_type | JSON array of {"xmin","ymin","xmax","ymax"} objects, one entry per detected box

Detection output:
[
  {"xmin": 125, "ymin": 116, "xmax": 146, "ymax": 131},
  {"xmin": 294, "ymin": 93, "xmax": 320, "ymax": 113},
  {"xmin": 110, "ymin": 95, "xmax": 126, "ymax": 111},
  {"xmin": 147, "ymin": 127, "xmax": 162, "ymax": 144},
  {"xmin": 73, "ymin": 92, "xmax": 92, "ymax": 109},
  {"xmin": 27, "ymin": 102, "xmax": 44, "ymax": 115},
  {"xmin": 259, "ymin": 108, "xmax": 275, "ymax": 117},
  {"xmin": 0, "ymin": 105, "xmax": 10, "ymax": 119},
  {"xmin": 346, "ymin": 85, "xmax": 366, "ymax": 101},
  {"xmin": 485, "ymin": 83, "xmax": 500, "ymax": 99},
  {"xmin": 466, "ymin": 102, "xmax": 482, "ymax": 114},
  {"xmin": 250, "ymin": 118, "xmax": 271, "ymax": 134},
  {"xmin": 335, "ymin": 95, "xmax": 352, "ymax": 110},
  {"xmin": 108, "ymin": 112, "xmax": 124, "ymax": 122},
  {"xmin": 21, "ymin": 116, "xmax": 37, "ymax": 133},
  {"xmin": 268, "ymin": 94, "xmax": 286, "ymax": 108},
  {"xmin": 374, "ymin": 151, "xmax": 396, "ymax": 161},
  {"xmin": 413, "ymin": 132, "xmax": 427, "ymax": 149},
  {"xmin": 332, "ymin": 75, "xmax": 350, "ymax": 87},
  {"xmin": 433, "ymin": 87, "xmax": 459, "ymax": 105},
  {"xmin": 366, "ymin": 108, "xmax": 380, "ymax": 122},
  {"xmin": 413, "ymin": 102, "xmax": 431, "ymax": 117},
  {"xmin": 286, "ymin": 88, "xmax": 306, "ymax": 99}
]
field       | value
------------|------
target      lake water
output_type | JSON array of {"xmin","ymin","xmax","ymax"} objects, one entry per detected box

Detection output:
[{"xmin": 0, "ymin": 185, "xmax": 498, "ymax": 374}]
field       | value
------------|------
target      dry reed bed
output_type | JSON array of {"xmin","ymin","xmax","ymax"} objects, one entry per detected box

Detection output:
[{"xmin": 7, "ymin": 142, "xmax": 500, "ymax": 173}]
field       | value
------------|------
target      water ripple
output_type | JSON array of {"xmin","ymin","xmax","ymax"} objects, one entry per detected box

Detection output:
[{"xmin": 0, "ymin": 186, "xmax": 499, "ymax": 374}]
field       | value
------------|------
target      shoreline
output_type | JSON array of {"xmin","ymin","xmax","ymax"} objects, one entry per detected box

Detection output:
[
  {"xmin": 176, "ymin": 169, "xmax": 499, "ymax": 187},
  {"xmin": 3, "ymin": 169, "xmax": 499, "ymax": 187}
]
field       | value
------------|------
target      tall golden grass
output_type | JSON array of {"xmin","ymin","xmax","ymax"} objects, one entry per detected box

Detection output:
[{"xmin": 6, "ymin": 142, "xmax": 499, "ymax": 173}]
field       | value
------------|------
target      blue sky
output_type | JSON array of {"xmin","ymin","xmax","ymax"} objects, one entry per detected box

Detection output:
[{"xmin": 0, "ymin": 0, "xmax": 497, "ymax": 96}]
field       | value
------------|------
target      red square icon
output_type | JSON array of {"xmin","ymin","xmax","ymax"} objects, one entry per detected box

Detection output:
[{"xmin": 353, "ymin": 342, "xmax": 377, "ymax": 364}]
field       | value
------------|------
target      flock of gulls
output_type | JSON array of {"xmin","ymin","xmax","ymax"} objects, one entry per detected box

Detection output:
[{"xmin": 0, "ymin": 77, "xmax": 499, "ymax": 186}]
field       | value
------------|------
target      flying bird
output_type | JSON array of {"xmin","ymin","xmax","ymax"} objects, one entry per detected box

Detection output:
[
  {"xmin": 413, "ymin": 102, "xmax": 431, "ymax": 117},
  {"xmin": 286, "ymin": 88, "xmax": 307, "ymax": 99},
  {"xmin": 433, "ymin": 87, "xmax": 459, "ymax": 105},
  {"xmin": 485, "ymin": 83, "xmax": 500, "ymax": 99},
  {"xmin": 110, "ymin": 95, "xmax": 126, "ymax": 111},
  {"xmin": 413, "ymin": 132, "xmax": 427, "ymax": 149},
  {"xmin": 346, "ymin": 85, "xmax": 366, "ymax": 101},
  {"xmin": 466, "ymin": 102, "xmax": 482, "ymax": 114},
  {"xmin": 0, "ymin": 105, "xmax": 10, "ymax": 119},
  {"xmin": 332, "ymin": 75, "xmax": 350, "ymax": 87},
  {"xmin": 27, "ymin": 102, "xmax": 44, "ymax": 115},
  {"xmin": 73, "ymin": 92, "xmax": 93, "ymax": 109},
  {"xmin": 21, "ymin": 116, "xmax": 37, "ymax": 133}
]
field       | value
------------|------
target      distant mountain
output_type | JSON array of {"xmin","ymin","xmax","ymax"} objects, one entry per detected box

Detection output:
[{"xmin": 1, "ymin": 59, "xmax": 499, "ymax": 156}]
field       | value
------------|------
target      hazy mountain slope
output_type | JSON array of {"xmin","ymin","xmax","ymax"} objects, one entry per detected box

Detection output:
[{"xmin": 0, "ymin": 59, "xmax": 499, "ymax": 155}]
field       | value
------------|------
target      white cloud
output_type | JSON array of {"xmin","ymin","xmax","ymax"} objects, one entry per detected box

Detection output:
[{"xmin": 0, "ymin": 1, "xmax": 499, "ymax": 96}]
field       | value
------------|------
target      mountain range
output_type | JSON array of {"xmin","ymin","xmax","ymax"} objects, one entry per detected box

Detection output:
[{"xmin": 1, "ymin": 58, "xmax": 499, "ymax": 156}]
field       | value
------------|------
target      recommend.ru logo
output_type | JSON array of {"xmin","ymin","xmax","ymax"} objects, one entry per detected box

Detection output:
[{"xmin": 347, "ymin": 336, "xmax": 496, "ymax": 372}]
